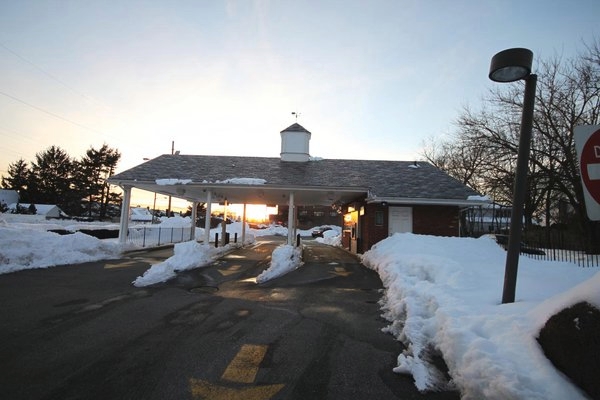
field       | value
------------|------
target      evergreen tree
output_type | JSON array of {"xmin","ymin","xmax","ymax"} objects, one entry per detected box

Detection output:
[
  {"xmin": 29, "ymin": 146, "xmax": 77, "ymax": 214},
  {"xmin": 3, "ymin": 144, "xmax": 122, "ymax": 219},
  {"xmin": 1, "ymin": 158, "xmax": 30, "ymax": 202},
  {"xmin": 75, "ymin": 144, "xmax": 121, "ymax": 219}
]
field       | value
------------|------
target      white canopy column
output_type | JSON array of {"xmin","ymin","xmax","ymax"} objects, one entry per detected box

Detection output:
[
  {"xmin": 204, "ymin": 190, "xmax": 212, "ymax": 245},
  {"xmin": 118, "ymin": 185, "xmax": 132, "ymax": 245},
  {"xmin": 287, "ymin": 192, "xmax": 295, "ymax": 246},
  {"xmin": 241, "ymin": 203, "xmax": 247, "ymax": 246},
  {"xmin": 190, "ymin": 201, "xmax": 198, "ymax": 241},
  {"xmin": 220, "ymin": 200, "xmax": 228, "ymax": 247}
]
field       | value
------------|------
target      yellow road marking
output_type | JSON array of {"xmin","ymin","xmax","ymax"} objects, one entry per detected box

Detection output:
[
  {"xmin": 222, "ymin": 344, "xmax": 268, "ymax": 384},
  {"xmin": 189, "ymin": 344, "xmax": 284, "ymax": 400},
  {"xmin": 189, "ymin": 378, "xmax": 284, "ymax": 400},
  {"xmin": 331, "ymin": 267, "xmax": 352, "ymax": 277},
  {"xmin": 103, "ymin": 261, "xmax": 138, "ymax": 269},
  {"xmin": 218, "ymin": 264, "xmax": 242, "ymax": 276}
]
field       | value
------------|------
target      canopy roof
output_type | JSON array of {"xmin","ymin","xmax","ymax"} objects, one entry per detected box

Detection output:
[{"xmin": 108, "ymin": 154, "xmax": 484, "ymax": 207}]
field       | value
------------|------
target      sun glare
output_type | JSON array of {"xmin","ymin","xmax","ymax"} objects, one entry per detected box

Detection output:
[{"xmin": 229, "ymin": 204, "xmax": 274, "ymax": 223}]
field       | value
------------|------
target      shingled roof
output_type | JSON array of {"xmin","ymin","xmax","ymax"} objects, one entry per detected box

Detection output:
[{"xmin": 109, "ymin": 154, "xmax": 482, "ymax": 206}]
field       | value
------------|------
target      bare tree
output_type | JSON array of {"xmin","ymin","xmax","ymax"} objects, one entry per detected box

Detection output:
[
  {"xmin": 421, "ymin": 127, "xmax": 489, "ymax": 194},
  {"xmin": 423, "ymin": 38, "xmax": 600, "ymax": 246}
]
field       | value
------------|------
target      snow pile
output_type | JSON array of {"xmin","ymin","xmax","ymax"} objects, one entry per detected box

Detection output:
[
  {"xmin": 0, "ymin": 226, "xmax": 121, "ymax": 274},
  {"xmin": 201, "ymin": 221, "xmax": 257, "ymax": 244},
  {"xmin": 315, "ymin": 226, "xmax": 342, "ymax": 246},
  {"xmin": 256, "ymin": 244, "xmax": 303, "ymax": 284},
  {"xmin": 156, "ymin": 178, "xmax": 192, "ymax": 185},
  {"xmin": 132, "ymin": 241, "xmax": 233, "ymax": 287},
  {"xmin": 0, "ymin": 213, "xmax": 119, "ymax": 232},
  {"xmin": 156, "ymin": 215, "xmax": 193, "ymax": 227},
  {"xmin": 467, "ymin": 194, "xmax": 491, "ymax": 202},
  {"xmin": 262, "ymin": 224, "xmax": 288, "ymax": 236},
  {"xmin": 362, "ymin": 233, "xmax": 598, "ymax": 399},
  {"xmin": 216, "ymin": 178, "xmax": 266, "ymax": 185}
]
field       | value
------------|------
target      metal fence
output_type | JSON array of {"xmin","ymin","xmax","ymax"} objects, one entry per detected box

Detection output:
[
  {"xmin": 518, "ymin": 233, "xmax": 600, "ymax": 268},
  {"xmin": 521, "ymin": 245, "xmax": 600, "ymax": 267},
  {"xmin": 127, "ymin": 226, "xmax": 193, "ymax": 248}
]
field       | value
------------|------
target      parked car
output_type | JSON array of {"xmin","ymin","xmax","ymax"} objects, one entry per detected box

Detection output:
[
  {"xmin": 312, "ymin": 226, "xmax": 332, "ymax": 238},
  {"xmin": 494, "ymin": 234, "xmax": 546, "ymax": 255}
]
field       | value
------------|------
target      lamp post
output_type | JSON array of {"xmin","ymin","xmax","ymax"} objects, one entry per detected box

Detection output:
[{"xmin": 489, "ymin": 48, "xmax": 537, "ymax": 304}]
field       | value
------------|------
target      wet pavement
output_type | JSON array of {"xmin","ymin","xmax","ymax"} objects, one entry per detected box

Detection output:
[{"xmin": 0, "ymin": 237, "xmax": 459, "ymax": 400}]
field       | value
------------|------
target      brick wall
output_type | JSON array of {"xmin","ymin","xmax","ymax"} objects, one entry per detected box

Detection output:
[
  {"xmin": 412, "ymin": 205, "xmax": 460, "ymax": 236},
  {"xmin": 360, "ymin": 203, "xmax": 388, "ymax": 252},
  {"xmin": 359, "ymin": 203, "xmax": 460, "ymax": 252}
]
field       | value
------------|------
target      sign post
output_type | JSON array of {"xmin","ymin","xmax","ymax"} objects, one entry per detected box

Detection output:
[{"xmin": 574, "ymin": 125, "xmax": 600, "ymax": 221}]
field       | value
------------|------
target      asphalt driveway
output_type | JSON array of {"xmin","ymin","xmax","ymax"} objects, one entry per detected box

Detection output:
[{"xmin": 0, "ymin": 237, "xmax": 459, "ymax": 400}]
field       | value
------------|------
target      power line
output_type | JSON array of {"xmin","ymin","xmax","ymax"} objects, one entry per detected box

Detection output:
[
  {"xmin": 0, "ymin": 41, "xmax": 99, "ymax": 105},
  {"xmin": 0, "ymin": 89, "xmax": 106, "ymax": 136},
  {"xmin": 0, "ymin": 123, "xmax": 43, "ymax": 146},
  {"xmin": 0, "ymin": 41, "xmax": 126, "ymax": 143}
]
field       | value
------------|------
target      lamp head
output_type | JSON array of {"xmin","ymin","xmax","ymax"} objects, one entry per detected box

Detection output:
[{"xmin": 489, "ymin": 48, "xmax": 533, "ymax": 82}]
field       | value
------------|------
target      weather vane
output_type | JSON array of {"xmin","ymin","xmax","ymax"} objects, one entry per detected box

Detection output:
[{"xmin": 291, "ymin": 111, "xmax": 301, "ymax": 121}]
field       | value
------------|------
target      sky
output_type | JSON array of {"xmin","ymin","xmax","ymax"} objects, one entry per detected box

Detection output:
[
  {"xmin": 1, "ymin": 0, "xmax": 599, "ymax": 200},
  {"xmin": 1, "ymin": 213, "xmax": 598, "ymax": 398}
]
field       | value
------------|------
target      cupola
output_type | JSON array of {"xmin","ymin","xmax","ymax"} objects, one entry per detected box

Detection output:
[{"xmin": 280, "ymin": 123, "xmax": 311, "ymax": 162}]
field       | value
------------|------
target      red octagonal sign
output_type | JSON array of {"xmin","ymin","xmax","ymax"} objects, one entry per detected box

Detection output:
[{"xmin": 575, "ymin": 125, "xmax": 600, "ymax": 220}]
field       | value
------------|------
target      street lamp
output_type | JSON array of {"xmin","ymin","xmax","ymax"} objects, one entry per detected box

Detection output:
[{"xmin": 489, "ymin": 48, "xmax": 537, "ymax": 304}]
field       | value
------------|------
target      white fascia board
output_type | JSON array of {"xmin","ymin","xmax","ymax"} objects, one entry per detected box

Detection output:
[{"xmin": 366, "ymin": 197, "xmax": 491, "ymax": 207}]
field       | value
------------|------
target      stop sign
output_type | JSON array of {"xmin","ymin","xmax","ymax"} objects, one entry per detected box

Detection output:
[{"xmin": 575, "ymin": 125, "xmax": 600, "ymax": 220}]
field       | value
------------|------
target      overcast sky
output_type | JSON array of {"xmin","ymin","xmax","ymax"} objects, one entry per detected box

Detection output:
[{"xmin": 1, "ymin": 0, "xmax": 599, "ymax": 182}]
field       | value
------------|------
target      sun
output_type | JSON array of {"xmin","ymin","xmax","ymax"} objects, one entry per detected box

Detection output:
[{"xmin": 228, "ymin": 204, "xmax": 276, "ymax": 223}]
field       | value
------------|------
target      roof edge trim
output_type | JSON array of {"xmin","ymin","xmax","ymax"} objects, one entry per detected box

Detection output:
[
  {"xmin": 366, "ymin": 197, "xmax": 491, "ymax": 207},
  {"xmin": 108, "ymin": 179, "xmax": 369, "ymax": 193}
]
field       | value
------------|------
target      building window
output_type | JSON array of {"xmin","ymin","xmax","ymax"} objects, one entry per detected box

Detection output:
[
  {"xmin": 329, "ymin": 211, "xmax": 338, "ymax": 217},
  {"xmin": 299, "ymin": 210, "xmax": 308, "ymax": 216},
  {"xmin": 314, "ymin": 211, "xmax": 324, "ymax": 217},
  {"xmin": 375, "ymin": 211, "xmax": 384, "ymax": 226}
]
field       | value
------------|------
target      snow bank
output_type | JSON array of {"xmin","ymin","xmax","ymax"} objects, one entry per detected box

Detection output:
[
  {"xmin": 315, "ymin": 226, "xmax": 342, "ymax": 246},
  {"xmin": 0, "ymin": 213, "xmax": 120, "ymax": 232},
  {"xmin": 216, "ymin": 178, "xmax": 266, "ymax": 185},
  {"xmin": 156, "ymin": 178, "xmax": 192, "ymax": 185},
  {"xmin": 156, "ymin": 215, "xmax": 193, "ymax": 228},
  {"xmin": 362, "ymin": 233, "xmax": 597, "ymax": 399},
  {"xmin": 132, "ymin": 241, "xmax": 233, "ymax": 287},
  {"xmin": 0, "ymin": 226, "xmax": 121, "ymax": 274},
  {"xmin": 256, "ymin": 244, "xmax": 303, "ymax": 283}
]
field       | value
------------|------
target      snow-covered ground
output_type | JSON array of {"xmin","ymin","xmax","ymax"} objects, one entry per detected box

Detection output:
[
  {"xmin": 362, "ymin": 233, "xmax": 598, "ymax": 399},
  {"xmin": 0, "ymin": 214, "xmax": 597, "ymax": 399},
  {"xmin": 0, "ymin": 214, "xmax": 322, "ymax": 279}
]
